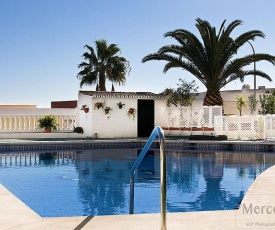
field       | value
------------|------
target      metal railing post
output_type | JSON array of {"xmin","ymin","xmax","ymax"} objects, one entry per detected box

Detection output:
[
  {"xmin": 129, "ymin": 126, "xmax": 166, "ymax": 230},
  {"xmin": 160, "ymin": 131, "xmax": 166, "ymax": 230}
]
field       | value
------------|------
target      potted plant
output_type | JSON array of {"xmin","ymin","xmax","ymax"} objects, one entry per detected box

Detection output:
[
  {"xmin": 73, "ymin": 126, "xmax": 84, "ymax": 134},
  {"xmin": 38, "ymin": 114, "xmax": 57, "ymax": 133},
  {"xmin": 117, "ymin": 102, "xmax": 125, "ymax": 109},
  {"xmin": 104, "ymin": 106, "xmax": 112, "ymax": 115},
  {"xmin": 127, "ymin": 108, "xmax": 136, "ymax": 120},
  {"xmin": 94, "ymin": 102, "xmax": 104, "ymax": 109},
  {"xmin": 81, "ymin": 104, "xmax": 89, "ymax": 113}
]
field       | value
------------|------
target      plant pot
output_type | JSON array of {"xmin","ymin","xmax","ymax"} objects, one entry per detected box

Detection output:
[
  {"xmin": 84, "ymin": 108, "xmax": 89, "ymax": 113},
  {"xmin": 44, "ymin": 128, "xmax": 52, "ymax": 133},
  {"xmin": 117, "ymin": 102, "xmax": 125, "ymax": 109},
  {"xmin": 128, "ymin": 108, "xmax": 135, "ymax": 115},
  {"xmin": 94, "ymin": 102, "xmax": 103, "ymax": 109}
]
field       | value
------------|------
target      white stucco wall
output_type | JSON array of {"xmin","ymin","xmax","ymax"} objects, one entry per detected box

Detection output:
[
  {"xmin": 77, "ymin": 91, "xmax": 171, "ymax": 138},
  {"xmin": 91, "ymin": 97, "xmax": 137, "ymax": 138},
  {"xmin": 155, "ymin": 98, "xmax": 168, "ymax": 127},
  {"xmin": 77, "ymin": 94, "xmax": 93, "ymax": 136},
  {"xmin": 77, "ymin": 93, "xmax": 140, "ymax": 138}
]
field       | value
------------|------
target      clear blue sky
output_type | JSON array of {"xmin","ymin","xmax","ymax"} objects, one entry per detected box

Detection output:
[{"xmin": 1, "ymin": 0, "xmax": 275, "ymax": 107}]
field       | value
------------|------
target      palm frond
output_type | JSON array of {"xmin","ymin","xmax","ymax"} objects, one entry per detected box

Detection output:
[
  {"xmin": 142, "ymin": 18, "xmax": 274, "ymax": 105},
  {"xmin": 77, "ymin": 39, "xmax": 130, "ymax": 90},
  {"xmin": 79, "ymin": 72, "xmax": 98, "ymax": 88}
]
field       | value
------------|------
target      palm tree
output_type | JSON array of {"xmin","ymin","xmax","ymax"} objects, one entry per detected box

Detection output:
[
  {"xmin": 236, "ymin": 94, "xmax": 247, "ymax": 116},
  {"xmin": 77, "ymin": 39, "xmax": 130, "ymax": 91},
  {"xmin": 142, "ymin": 18, "xmax": 275, "ymax": 107}
]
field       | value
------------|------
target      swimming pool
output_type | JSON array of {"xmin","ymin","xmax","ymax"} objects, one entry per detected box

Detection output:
[{"xmin": 0, "ymin": 148, "xmax": 274, "ymax": 217}]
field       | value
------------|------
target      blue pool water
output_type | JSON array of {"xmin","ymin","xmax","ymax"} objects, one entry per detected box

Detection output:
[{"xmin": 0, "ymin": 149, "xmax": 274, "ymax": 217}]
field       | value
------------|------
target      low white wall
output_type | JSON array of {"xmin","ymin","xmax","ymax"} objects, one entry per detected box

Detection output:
[
  {"xmin": 0, "ymin": 132, "xmax": 84, "ymax": 139},
  {"xmin": 0, "ymin": 108, "xmax": 77, "ymax": 132},
  {"xmin": 0, "ymin": 108, "xmax": 76, "ymax": 115},
  {"xmin": 77, "ymin": 94, "xmax": 92, "ymax": 136},
  {"xmin": 163, "ymin": 129, "xmax": 213, "ymax": 136}
]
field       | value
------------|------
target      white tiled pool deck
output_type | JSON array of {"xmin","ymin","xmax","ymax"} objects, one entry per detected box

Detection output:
[{"xmin": 1, "ymin": 139, "xmax": 275, "ymax": 229}]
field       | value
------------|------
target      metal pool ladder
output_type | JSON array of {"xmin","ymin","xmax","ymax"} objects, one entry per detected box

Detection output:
[{"xmin": 129, "ymin": 126, "xmax": 167, "ymax": 230}]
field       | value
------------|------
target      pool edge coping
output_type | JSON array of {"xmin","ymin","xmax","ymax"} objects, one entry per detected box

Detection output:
[{"xmin": 1, "ymin": 139, "xmax": 275, "ymax": 153}]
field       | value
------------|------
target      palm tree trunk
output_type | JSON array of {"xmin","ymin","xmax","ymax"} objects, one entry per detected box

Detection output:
[
  {"xmin": 203, "ymin": 91, "xmax": 223, "ymax": 106},
  {"xmin": 98, "ymin": 72, "xmax": 106, "ymax": 91}
]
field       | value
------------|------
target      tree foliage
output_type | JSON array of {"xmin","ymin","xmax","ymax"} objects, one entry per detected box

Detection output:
[
  {"xmin": 142, "ymin": 18, "xmax": 275, "ymax": 107},
  {"xmin": 248, "ymin": 94, "xmax": 258, "ymax": 115},
  {"xmin": 160, "ymin": 79, "xmax": 198, "ymax": 107},
  {"xmin": 258, "ymin": 92, "xmax": 275, "ymax": 114},
  {"xmin": 236, "ymin": 94, "xmax": 247, "ymax": 116},
  {"xmin": 77, "ymin": 39, "xmax": 130, "ymax": 91}
]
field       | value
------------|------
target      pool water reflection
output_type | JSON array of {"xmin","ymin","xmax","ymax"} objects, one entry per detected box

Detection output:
[{"xmin": 0, "ymin": 149, "xmax": 274, "ymax": 217}]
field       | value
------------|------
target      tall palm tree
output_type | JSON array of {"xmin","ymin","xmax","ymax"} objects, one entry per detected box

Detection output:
[
  {"xmin": 142, "ymin": 18, "xmax": 275, "ymax": 106},
  {"xmin": 77, "ymin": 39, "xmax": 130, "ymax": 91}
]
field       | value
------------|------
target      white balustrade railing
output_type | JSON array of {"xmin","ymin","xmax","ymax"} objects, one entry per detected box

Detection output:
[
  {"xmin": 167, "ymin": 106, "xmax": 222, "ymax": 129},
  {"xmin": 0, "ymin": 114, "xmax": 76, "ymax": 132},
  {"xmin": 264, "ymin": 115, "xmax": 275, "ymax": 139},
  {"xmin": 214, "ymin": 115, "xmax": 266, "ymax": 140}
]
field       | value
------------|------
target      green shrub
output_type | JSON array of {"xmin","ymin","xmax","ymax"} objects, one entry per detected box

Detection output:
[
  {"xmin": 259, "ymin": 92, "xmax": 275, "ymax": 114},
  {"xmin": 38, "ymin": 114, "xmax": 57, "ymax": 130}
]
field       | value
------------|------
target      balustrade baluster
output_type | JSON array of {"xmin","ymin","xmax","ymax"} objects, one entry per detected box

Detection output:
[
  {"xmin": 13, "ymin": 116, "xmax": 16, "ymax": 130},
  {"xmin": 28, "ymin": 117, "xmax": 31, "ymax": 130},
  {"xmin": 8, "ymin": 117, "xmax": 12, "ymax": 130}
]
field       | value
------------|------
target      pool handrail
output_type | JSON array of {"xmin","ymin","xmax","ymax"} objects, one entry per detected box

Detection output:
[{"xmin": 129, "ymin": 126, "xmax": 166, "ymax": 230}]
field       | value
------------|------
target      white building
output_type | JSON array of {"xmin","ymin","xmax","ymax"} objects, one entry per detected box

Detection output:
[{"xmin": 77, "ymin": 91, "xmax": 167, "ymax": 138}]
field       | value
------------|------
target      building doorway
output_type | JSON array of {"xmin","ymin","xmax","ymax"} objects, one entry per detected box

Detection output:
[{"xmin": 137, "ymin": 100, "xmax": 154, "ymax": 137}]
